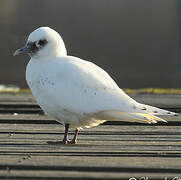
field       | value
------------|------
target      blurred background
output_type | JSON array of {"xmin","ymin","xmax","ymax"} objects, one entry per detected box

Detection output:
[{"xmin": 0, "ymin": 0, "xmax": 180, "ymax": 88}]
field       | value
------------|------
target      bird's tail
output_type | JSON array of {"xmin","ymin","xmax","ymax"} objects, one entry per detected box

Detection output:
[
  {"xmin": 91, "ymin": 110, "xmax": 167, "ymax": 124},
  {"xmin": 138, "ymin": 103, "xmax": 178, "ymax": 116}
]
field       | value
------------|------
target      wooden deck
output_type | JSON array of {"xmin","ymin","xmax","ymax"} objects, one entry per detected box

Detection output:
[{"xmin": 0, "ymin": 93, "xmax": 181, "ymax": 179}]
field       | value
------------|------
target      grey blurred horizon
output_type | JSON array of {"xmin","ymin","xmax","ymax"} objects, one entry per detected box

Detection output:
[{"xmin": 0, "ymin": 0, "xmax": 180, "ymax": 88}]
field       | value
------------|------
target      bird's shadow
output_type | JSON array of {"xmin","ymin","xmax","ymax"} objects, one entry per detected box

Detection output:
[
  {"xmin": 46, "ymin": 140, "xmax": 78, "ymax": 146},
  {"xmin": 46, "ymin": 140, "xmax": 65, "ymax": 145},
  {"xmin": 46, "ymin": 140, "xmax": 91, "ymax": 147}
]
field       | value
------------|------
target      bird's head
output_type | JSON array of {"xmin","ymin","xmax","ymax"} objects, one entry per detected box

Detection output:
[{"xmin": 14, "ymin": 27, "xmax": 67, "ymax": 59}]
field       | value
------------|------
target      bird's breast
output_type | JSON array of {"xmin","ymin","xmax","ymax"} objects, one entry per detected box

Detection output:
[{"xmin": 28, "ymin": 77, "xmax": 55, "ymax": 89}]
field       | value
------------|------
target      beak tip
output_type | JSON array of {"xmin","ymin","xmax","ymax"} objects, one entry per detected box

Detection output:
[
  {"xmin": 13, "ymin": 50, "xmax": 20, "ymax": 56},
  {"xmin": 13, "ymin": 53, "xmax": 17, "ymax": 56}
]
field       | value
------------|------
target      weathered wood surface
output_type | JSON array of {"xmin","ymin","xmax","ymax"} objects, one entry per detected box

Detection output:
[{"xmin": 0, "ymin": 93, "xmax": 181, "ymax": 179}]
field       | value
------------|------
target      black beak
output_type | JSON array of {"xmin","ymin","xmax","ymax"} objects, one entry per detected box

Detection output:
[{"xmin": 13, "ymin": 45, "xmax": 31, "ymax": 56}]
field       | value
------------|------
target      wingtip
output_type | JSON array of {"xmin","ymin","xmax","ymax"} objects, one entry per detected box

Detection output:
[{"xmin": 162, "ymin": 119, "xmax": 168, "ymax": 123}]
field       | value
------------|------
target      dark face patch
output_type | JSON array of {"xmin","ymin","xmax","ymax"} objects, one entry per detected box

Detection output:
[
  {"xmin": 38, "ymin": 39, "xmax": 47, "ymax": 46},
  {"xmin": 27, "ymin": 39, "xmax": 48, "ymax": 56}
]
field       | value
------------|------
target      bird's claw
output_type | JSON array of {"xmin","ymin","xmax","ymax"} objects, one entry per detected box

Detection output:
[
  {"xmin": 70, "ymin": 139, "xmax": 77, "ymax": 144},
  {"xmin": 62, "ymin": 139, "xmax": 70, "ymax": 144},
  {"xmin": 62, "ymin": 139, "xmax": 77, "ymax": 144}
]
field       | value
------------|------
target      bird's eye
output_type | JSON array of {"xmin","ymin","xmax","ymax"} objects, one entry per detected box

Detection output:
[
  {"xmin": 36, "ymin": 39, "xmax": 47, "ymax": 48},
  {"xmin": 38, "ymin": 40, "xmax": 46, "ymax": 46}
]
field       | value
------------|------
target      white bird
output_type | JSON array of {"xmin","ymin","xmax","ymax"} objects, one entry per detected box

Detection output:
[{"xmin": 14, "ymin": 27, "xmax": 177, "ymax": 144}]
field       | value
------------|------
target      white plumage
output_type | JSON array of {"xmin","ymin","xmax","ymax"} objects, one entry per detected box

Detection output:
[{"xmin": 14, "ymin": 27, "xmax": 177, "ymax": 144}]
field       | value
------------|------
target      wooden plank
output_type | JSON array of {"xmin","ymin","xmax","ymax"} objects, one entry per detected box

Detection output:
[
  {"xmin": 0, "ymin": 114, "xmax": 181, "ymax": 125},
  {"xmin": 132, "ymin": 94, "xmax": 181, "ymax": 107},
  {"xmin": 1, "ymin": 123, "xmax": 181, "ymax": 134},
  {"xmin": 0, "ymin": 156, "xmax": 180, "ymax": 179},
  {"xmin": 1, "ymin": 93, "xmax": 181, "ymax": 107},
  {"xmin": 0, "ymin": 104, "xmax": 181, "ymax": 114},
  {"xmin": 0, "ymin": 170, "xmax": 180, "ymax": 180},
  {"xmin": 0, "ymin": 155, "xmax": 181, "ymax": 168},
  {"xmin": 2, "ymin": 132, "xmax": 181, "ymax": 142}
]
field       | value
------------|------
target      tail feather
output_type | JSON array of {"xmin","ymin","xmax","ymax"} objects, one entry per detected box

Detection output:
[{"xmin": 91, "ymin": 110, "xmax": 167, "ymax": 124}]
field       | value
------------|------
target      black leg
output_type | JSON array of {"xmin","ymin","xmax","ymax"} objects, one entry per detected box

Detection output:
[
  {"xmin": 63, "ymin": 123, "xmax": 70, "ymax": 144},
  {"xmin": 71, "ymin": 128, "xmax": 79, "ymax": 144}
]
